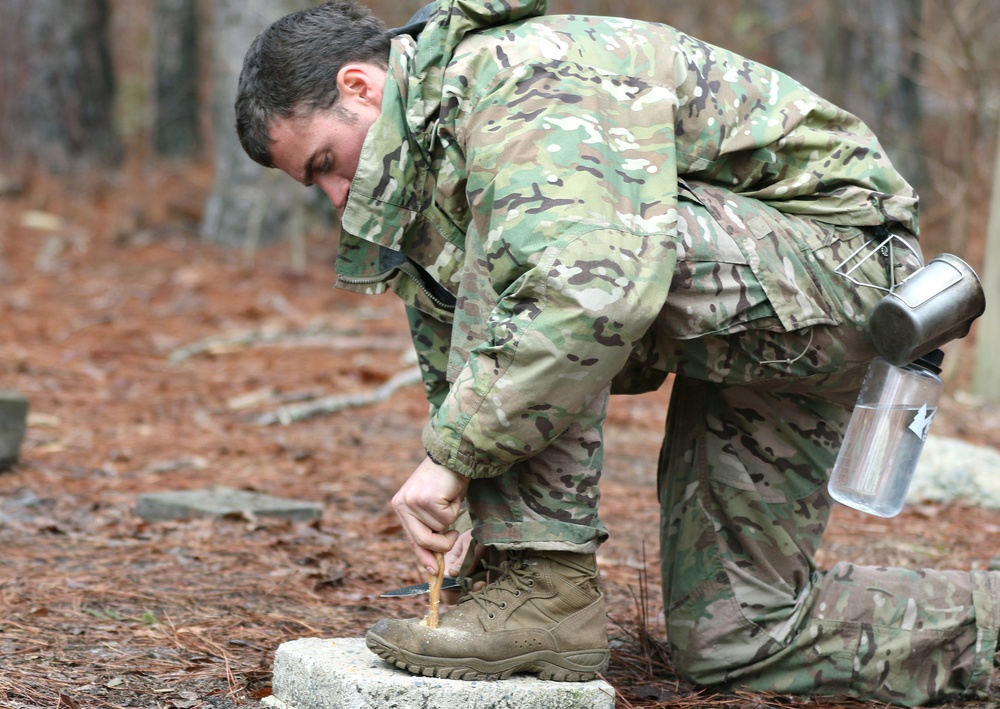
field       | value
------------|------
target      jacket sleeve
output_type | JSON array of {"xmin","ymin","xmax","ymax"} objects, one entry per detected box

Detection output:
[
  {"xmin": 405, "ymin": 304, "xmax": 452, "ymax": 416},
  {"xmin": 422, "ymin": 58, "xmax": 682, "ymax": 479}
]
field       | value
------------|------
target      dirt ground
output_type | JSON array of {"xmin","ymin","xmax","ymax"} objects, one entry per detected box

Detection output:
[{"xmin": 2, "ymin": 166, "xmax": 1000, "ymax": 709}]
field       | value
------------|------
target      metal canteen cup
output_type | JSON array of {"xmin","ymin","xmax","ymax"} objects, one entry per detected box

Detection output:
[{"xmin": 870, "ymin": 253, "xmax": 986, "ymax": 367}]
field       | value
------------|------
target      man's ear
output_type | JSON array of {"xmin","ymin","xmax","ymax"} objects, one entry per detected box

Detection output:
[{"xmin": 336, "ymin": 63, "xmax": 385, "ymax": 109}]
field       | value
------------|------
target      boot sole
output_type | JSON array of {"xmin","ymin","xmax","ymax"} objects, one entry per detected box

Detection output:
[{"xmin": 366, "ymin": 632, "xmax": 609, "ymax": 682}]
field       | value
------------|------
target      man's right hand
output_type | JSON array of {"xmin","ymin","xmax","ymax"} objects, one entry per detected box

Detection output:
[{"xmin": 391, "ymin": 455, "xmax": 470, "ymax": 574}]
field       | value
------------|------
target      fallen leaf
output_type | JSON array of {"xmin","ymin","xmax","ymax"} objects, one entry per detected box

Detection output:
[
  {"xmin": 227, "ymin": 387, "xmax": 276, "ymax": 410},
  {"xmin": 313, "ymin": 569, "xmax": 345, "ymax": 590},
  {"xmin": 27, "ymin": 412, "xmax": 61, "ymax": 428},
  {"xmin": 57, "ymin": 693, "xmax": 81, "ymax": 709},
  {"xmin": 22, "ymin": 210, "xmax": 64, "ymax": 231}
]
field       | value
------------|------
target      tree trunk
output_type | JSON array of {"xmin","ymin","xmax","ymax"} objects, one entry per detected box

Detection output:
[
  {"xmin": 972, "ymin": 119, "xmax": 1000, "ymax": 403},
  {"xmin": 200, "ymin": 0, "xmax": 321, "ymax": 248},
  {"xmin": 153, "ymin": 0, "xmax": 201, "ymax": 157},
  {"xmin": 751, "ymin": 0, "xmax": 823, "ymax": 90},
  {"xmin": 821, "ymin": 1, "xmax": 927, "ymax": 198},
  {"xmin": 0, "ymin": 0, "xmax": 121, "ymax": 175}
]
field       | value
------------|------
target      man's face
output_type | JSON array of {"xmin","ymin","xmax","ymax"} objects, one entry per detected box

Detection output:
[{"xmin": 268, "ymin": 64, "xmax": 385, "ymax": 210}]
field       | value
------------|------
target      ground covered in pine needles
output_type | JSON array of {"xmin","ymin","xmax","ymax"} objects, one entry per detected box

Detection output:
[{"xmin": 2, "ymin": 168, "xmax": 1000, "ymax": 708}]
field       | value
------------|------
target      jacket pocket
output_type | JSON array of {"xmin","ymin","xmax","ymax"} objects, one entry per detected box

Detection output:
[{"xmin": 678, "ymin": 181, "xmax": 842, "ymax": 333}]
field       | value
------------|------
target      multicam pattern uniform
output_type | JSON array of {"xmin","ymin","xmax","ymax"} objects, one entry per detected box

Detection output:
[{"xmin": 335, "ymin": 0, "xmax": 1000, "ymax": 703}]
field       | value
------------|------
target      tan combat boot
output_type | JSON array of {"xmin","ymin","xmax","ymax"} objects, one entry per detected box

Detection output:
[{"xmin": 366, "ymin": 549, "xmax": 609, "ymax": 681}]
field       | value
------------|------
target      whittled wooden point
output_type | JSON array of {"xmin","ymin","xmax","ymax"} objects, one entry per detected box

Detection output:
[{"xmin": 426, "ymin": 551, "xmax": 445, "ymax": 628}]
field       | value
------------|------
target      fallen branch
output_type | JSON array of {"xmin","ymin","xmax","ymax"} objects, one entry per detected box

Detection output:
[
  {"xmin": 254, "ymin": 367, "xmax": 422, "ymax": 425},
  {"xmin": 168, "ymin": 325, "xmax": 405, "ymax": 364},
  {"xmin": 169, "ymin": 324, "xmax": 326, "ymax": 364}
]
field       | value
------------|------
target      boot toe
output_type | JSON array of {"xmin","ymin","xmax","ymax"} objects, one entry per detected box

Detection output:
[{"xmin": 367, "ymin": 616, "xmax": 418, "ymax": 646}]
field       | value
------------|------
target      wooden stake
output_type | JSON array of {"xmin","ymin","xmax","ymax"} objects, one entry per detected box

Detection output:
[{"xmin": 426, "ymin": 551, "xmax": 445, "ymax": 629}]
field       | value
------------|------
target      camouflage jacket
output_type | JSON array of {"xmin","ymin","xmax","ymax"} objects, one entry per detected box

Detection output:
[{"xmin": 336, "ymin": 0, "xmax": 919, "ymax": 479}]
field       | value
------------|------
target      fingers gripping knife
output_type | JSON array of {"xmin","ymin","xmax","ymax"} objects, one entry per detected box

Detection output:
[{"xmin": 379, "ymin": 508, "xmax": 477, "ymax": 602}]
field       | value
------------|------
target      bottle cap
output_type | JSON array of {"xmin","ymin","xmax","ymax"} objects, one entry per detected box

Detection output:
[{"xmin": 913, "ymin": 348, "xmax": 944, "ymax": 374}]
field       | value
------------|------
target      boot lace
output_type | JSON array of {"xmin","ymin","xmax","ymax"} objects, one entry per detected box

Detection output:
[{"xmin": 461, "ymin": 552, "xmax": 539, "ymax": 619}]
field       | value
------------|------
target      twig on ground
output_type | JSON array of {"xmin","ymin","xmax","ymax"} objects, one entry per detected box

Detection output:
[
  {"xmin": 167, "ymin": 324, "xmax": 405, "ymax": 365},
  {"xmin": 254, "ymin": 367, "xmax": 422, "ymax": 425}
]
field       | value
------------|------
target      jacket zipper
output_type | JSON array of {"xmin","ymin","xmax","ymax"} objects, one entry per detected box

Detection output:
[{"xmin": 339, "ymin": 263, "xmax": 456, "ymax": 312}]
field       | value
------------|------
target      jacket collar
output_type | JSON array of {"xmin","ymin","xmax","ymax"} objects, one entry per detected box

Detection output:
[
  {"xmin": 336, "ymin": 0, "xmax": 548, "ymax": 285},
  {"xmin": 389, "ymin": 3, "xmax": 435, "ymax": 39}
]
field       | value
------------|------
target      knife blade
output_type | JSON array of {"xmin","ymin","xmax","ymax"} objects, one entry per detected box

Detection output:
[{"xmin": 380, "ymin": 577, "xmax": 461, "ymax": 598}]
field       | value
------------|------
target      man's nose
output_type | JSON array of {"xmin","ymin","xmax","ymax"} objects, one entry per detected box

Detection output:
[{"xmin": 318, "ymin": 176, "xmax": 351, "ymax": 210}]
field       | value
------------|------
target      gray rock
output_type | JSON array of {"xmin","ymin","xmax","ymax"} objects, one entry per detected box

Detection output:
[
  {"xmin": 262, "ymin": 637, "xmax": 615, "ymax": 709},
  {"xmin": 0, "ymin": 391, "xmax": 29, "ymax": 470},
  {"xmin": 135, "ymin": 486, "xmax": 322, "ymax": 522},
  {"xmin": 907, "ymin": 435, "xmax": 1000, "ymax": 508}
]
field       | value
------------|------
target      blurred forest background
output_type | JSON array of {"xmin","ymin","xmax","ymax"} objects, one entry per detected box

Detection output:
[
  {"xmin": 4, "ymin": 5, "xmax": 1000, "ymax": 706},
  {"xmin": 2, "ymin": 0, "xmax": 1000, "ymax": 396}
]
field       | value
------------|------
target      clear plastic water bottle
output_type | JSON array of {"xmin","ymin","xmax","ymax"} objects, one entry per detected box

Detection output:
[{"xmin": 828, "ymin": 350, "xmax": 944, "ymax": 517}]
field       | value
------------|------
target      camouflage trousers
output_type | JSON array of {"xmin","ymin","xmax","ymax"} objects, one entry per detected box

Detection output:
[
  {"xmin": 654, "ymin": 185, "xmax": 1000, "ymax": 704},
  {"xmin": 465, "ymin": 183, "xmax": 1000, "ymax": 704},
  {"xmin": 466, "ymin": 387, "xmax": 611, "ymax": 553},
  {"xmin": 659, "ymin": 373, "xmax": 1000, "ymax": 706}
]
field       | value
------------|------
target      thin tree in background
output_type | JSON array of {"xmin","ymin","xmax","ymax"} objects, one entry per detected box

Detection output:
[
  {"xmin": 821, "ymin": 0, "xmax": 927, "ymax": 199},
  {"xmin": 972, "ymin": 121, "xmax": 1000, "ymax": 403},
  {"xmin": 154, "ymin": 0, "xmax": 201, "ymax": 157},
  {"xmin": 200, "ymin": 0, "xmax": 321, "ymax": 250},
  {"xmin": 915, "ymin": 2, "xmax": 1000, "ymax": 259},
  {"xmin": 0, "ymin": 0, "xmax": 121, "ymax": 175}
]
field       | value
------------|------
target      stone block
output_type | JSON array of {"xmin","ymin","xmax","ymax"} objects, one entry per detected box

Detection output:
[
  {"xmin": 909, "ymin": 435, "xmax": 1000, "ymax": 507},
  {"xmin": 262, "ymin": 637, "xmax": 615, "ymax": 709},
  {"xmin": 135, "ymin": 486, "xmax": 322, "ymax": 522},
  {"xmin": 0, "ymin": 391, "xmax": 29, "ymax": 470}
]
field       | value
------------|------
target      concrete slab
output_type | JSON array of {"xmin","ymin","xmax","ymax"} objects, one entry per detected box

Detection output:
[
  {"xmin": 0, "ymin": 391, "xmax": 29, "ymax": 470},
  {"xmin": 134, "ymin": 486, "xmax": 322, "ymax": 522},
  {"xmin": 262, "ymin": 637, "xmax": 616, "ymax": 709}
]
